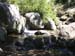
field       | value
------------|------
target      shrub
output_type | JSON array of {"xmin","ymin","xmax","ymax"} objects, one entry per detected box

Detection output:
[{"xmin": 7, "ymin": 0, "xmax": 59, "ymax": 25}]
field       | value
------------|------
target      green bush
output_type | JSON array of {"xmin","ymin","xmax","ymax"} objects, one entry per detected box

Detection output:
[{"xmin": 7, "ymin": 0, "xmax": 59, "ymax": 25}]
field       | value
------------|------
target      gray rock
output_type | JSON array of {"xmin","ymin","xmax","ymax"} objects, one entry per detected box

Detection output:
[
  {"xmin": 0, "ymin": 3, "xmax": 26, "ymax": 33},
  {"xmin": 7, "ymin": 4, "xmax": 26, "ymax": 33},
  {"xmin": 60, "ymin": 15, "xmax": 68, "ymax": 21},
  {"xmin": 16, "ymin": 16, "xmax": 26, "ymax": 33},
  {"xmin": 0, "ymin": 3, "xmax": 10, "ymax": 26},
  {"xmin": 0, "ymin": 26, "xmax": 7, "ymax": 41},
  {"xmin": 25, "ymin": 12, "xmax": 44, "ymax": 30},
  {"xmin": 25, "ymin": 12, "xmax": 56, "ymax": 30},
  {"xmin": 0, "ymin": 48, "xmax": 3, "ymax": 52},
  {"xmin": 44, "ymin": 18, "xmax": 56, "ymax": 30},
  {"xmin": 59, "ymin": 22, "xmax": 75, "ymax": 39},
  {"xmin": 66, "ymin": 8, "xmax": 75, "ymax": 16}
]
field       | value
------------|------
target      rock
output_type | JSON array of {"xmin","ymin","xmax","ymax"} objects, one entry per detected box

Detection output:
[
  {"xmin": 0, "ymin": 3, "xmax": 10, "ymax": 26},
  {"xmin": 0, "ymin": 48, "xmax": 3, "ymax": 52},
  {"xmin": 23, "ymin": 37, "xmax": 35, "ymax": 50},
  {"xmin": 66, "ymin": 8, "xmax": 75, "ymax": 16},
  {"xmin": 44, "ymin": 18, "xmax": 56, "ymax": 30},
  {"xmin": 59, "ymin": 13, "xmax": 75, "ymax": 25},
  {"xmin": 57, "ymin": 10, "xmax": 65, "ymax": 17},
  {"xmin": 25, "ymin": 50, "xmax": 53, "ymax": 56},
  {"xmin": 0, "ymin": 26, "xmax": 7, "ymax": 41},
  {"xmin": 7, "ymin": 4, "xmax": 26, "ymax": 33},
  {"xmin": 0, "ymin": 3, "xmax": 20, "ymax": 29},
  {"xmin": 58, "ymin": 8, "xmax": 75, "ymax": 25},
  {"xmin": 16, "ymin": 16, "xmax": 26, "ymax": 33},
  {"xmin": 37, "ymin": 30, "xmax": 51, "ymax": 36},
  {"xmin": 0, "ymin": 3, "xmax": 26, "ymax": 33},
  {"xmin": 59, "ymin": 22, "xmax": 75, "ymax": 39},
  {"xmin": 25, "ymin": 12, "xmax": 44, "ymax": 30},
  {"xmin": 35, "ymin": 31, "xmax": 45, "ymax": 35},
  {"xmin": 25, "ymin": 12, "xmax": 56, "ymax": 30},
  {"xmin": 33, "ymin": 38, "xmax": 44, "ymax": 49},
  {"xmin": 60, "ymin": 15, "xmax": 68, "ymax": 21},
  {"xmin": 8, "ymin": 4, "xmax": 20, "ymax": 21}
]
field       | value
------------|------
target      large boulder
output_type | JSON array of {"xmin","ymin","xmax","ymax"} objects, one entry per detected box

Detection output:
[
  {"xmin": 25, "ymin": 12, "xmax": 44, "ymax": 30},
  {"xmin": 0, "ymin": 3, "xmax": 26, "ymax": 33},
  {"xmin": 59, "ymin": 22, "xmax": 75, "ymax": 39},
  {"xmin": 25, "ymin": 12, "xmax": 56, "ymax": 30},
  {"xmin": 66, "ymin": 8, "xmax": 75, "ymax": 16},
  {"xmin": 7, "ymin": 4, "xmax": 26, "ymax": 33}
]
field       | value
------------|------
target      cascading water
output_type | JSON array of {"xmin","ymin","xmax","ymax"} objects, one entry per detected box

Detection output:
[{"xmin": 0, "ymin": 3, "xmax": 74, "ymax": 56}]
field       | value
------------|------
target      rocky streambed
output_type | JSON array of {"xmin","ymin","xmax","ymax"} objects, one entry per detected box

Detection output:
[{"xmin": 0, "ymin": 3, "xmax": 75, "ymax": 56}]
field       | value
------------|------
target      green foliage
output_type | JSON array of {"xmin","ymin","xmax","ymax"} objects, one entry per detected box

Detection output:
[
  {"xmin": 7, "ymin": 0, "xmax": 19, "ymax": 4},
  {"xmin": 7, "ymin": 0, "xmax": 59, "ymax": 25}
]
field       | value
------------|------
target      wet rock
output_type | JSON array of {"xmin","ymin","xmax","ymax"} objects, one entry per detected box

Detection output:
[
  {"xmin": 23, "ymin": 37, "xmax": 35, "ymax": 50},
  {"xmin": 33, "ymin": 38, "xmax": 44, "ymax": 49},
  {"xmin": 35, "ymin": 30, "xmax": 50, "ymax": 36},
  {"xmin": 16, "ymin": 16, "xmax": 26, "ymax": 33},
  {"xmin": 0, "ymin": 26, "xmax": 7, "ymax": 41},
  {"xmin": 25, "ymin": 12, "xmax": 44, "ymax": 30},
  {"xmin": 7, "ymin": 4, "xmax": 26, "ymax": 33},
  {"xmin": 66, "ymin": 39, "xmax": 75, "ymax": 51},
  {"xmin": 44, "ymin": 18, "xmax": 56, "ymax": 30},
  {"xmin": 0, "ymin": 3, "xmax": 21, "ymax": 30},
  {"xmin": 8, "ymin": 4, "xmax": 20, "ymax": 20},
  {"xmin": 0, "ymin": 3, "xmax": 26, "ymax": 33},
  {"xmin": 35, "ymin": 31, "xmax": 45, "ymax": 35},
  {"xmin": 0, "ymin": 3, "xmax": 10, "ymax": 26},
  {"xmin": 42, "ymin": 36, "xmax": 55, "ymax": 49},
  {"xmin": 25, "ymin": 12, "xmax": 56, "ymax": 30},
  {"xmin": 0, "ymin": 48, "xmax": 3, "ymax": 52}
]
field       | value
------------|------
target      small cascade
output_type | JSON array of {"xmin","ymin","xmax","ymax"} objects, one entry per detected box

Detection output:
[{"xmin": 0, "ymin": 3, "xmax": 75, "ymax": 55}]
